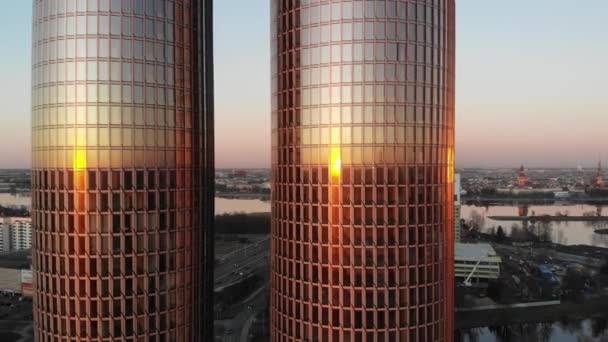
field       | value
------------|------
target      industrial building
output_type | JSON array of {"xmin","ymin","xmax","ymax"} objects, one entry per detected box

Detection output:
[
  {"xmin": 0, "ymin": 250, "xmax": 33, "ymax": 297},
  {"xmin": 455, "ymin": 243, "xmax": 502, "ymax": 285}
]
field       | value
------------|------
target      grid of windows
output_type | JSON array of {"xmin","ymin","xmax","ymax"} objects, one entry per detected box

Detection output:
[
  {"xmin": 31, "ymin": 1, "xmax": 212, "ymax": 341},
  {"xmin": 271, "ymin": 1, "xmax": 455, "ymax": 341}
]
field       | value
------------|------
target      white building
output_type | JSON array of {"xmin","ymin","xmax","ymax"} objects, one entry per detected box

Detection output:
[
  {"xmin": 10, "ymin": 219, "xmax": 32, "ymax": 251},
  {"xmin": 454, "ymin": 173, "xmax": 462, "ymax": 243},
  {"xmin": 0, "ymin": 218, "xmax": 33, "ymax": 252},
  {"xmin": 0, "ymin": 221, "xmax": 10, "ymax": 253},
  {"xmin": 455, "ymin": 243, "xmax": 501, "ymax": 284}
]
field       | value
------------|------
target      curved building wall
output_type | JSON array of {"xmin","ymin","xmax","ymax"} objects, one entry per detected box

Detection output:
[
  {"xmin": 31, "ymin": 0, "xmax": 214, "ymax": 341},
  {"xmin": 271, "ymin": 1, "xmax": 455, "ymax": 341}
]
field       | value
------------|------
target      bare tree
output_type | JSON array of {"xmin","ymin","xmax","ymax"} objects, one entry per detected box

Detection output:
[
  {"xmin": 468, "ymin": 210, "xmax": 485, "ymax": 232},
  {"xmin": 538, "ymin": 221, "xmax": 553, "ymax": 242},
  {"xmin": 510, "ymin": 223, "xmax": 525, "ymax": 241},
  {"xmin": 556, "ymin": 229, "xmax": 567, "ymax": 245}
]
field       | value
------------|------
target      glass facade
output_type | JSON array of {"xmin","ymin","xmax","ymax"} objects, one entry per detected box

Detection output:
[
  {"xmin": 31, "ymin": 0, "xmax": 214, "ymax": 341},
  {"xmin": 271, "ymin": 0, "xmax": 455, "ymax": 341}
]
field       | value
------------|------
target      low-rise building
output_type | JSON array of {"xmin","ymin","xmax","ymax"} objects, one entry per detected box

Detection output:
[{"xmin": 455, "ymin": 243, "xmax": 502, "ymax": 284}]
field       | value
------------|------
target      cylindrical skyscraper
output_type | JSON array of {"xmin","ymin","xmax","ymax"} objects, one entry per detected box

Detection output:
[
  {"xmin": 271, "ymin": 1, "xmax": 455, "ymax": 341},
  {"xmin": 31, "ymin": 0, "xmax": 214, "ymax": 341}
]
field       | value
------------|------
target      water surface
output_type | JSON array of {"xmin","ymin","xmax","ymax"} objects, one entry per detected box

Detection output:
[{"xmin": 462, "ymin": 204, "xmax": 608, "ymax": 247}]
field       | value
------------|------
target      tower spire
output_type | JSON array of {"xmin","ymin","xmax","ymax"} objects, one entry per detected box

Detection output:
[
  {"xmin": 595, "ymin": 158, "xmax": 604, "ymax": 187},
  {"xmin": 518, "ymin": 164, "xmax": 527, "ymax": 187}
]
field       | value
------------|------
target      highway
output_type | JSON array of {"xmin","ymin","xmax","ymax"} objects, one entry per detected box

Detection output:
[
  {"xmin": 214, "ymin": 235, "xmax": 270, "ymax": 341},
  {"xmin": 215, "ymin": 236, "xmax": 270, "ymax": 291}
]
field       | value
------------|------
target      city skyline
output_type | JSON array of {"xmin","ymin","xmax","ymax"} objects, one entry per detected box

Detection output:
[{"xmin": 1, "ymin": 1, "xmax": 608, "ymax": 169}]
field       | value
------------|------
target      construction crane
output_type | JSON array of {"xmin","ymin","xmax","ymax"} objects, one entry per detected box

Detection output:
[{"xmin": 463, "ymin": 257, "xmax": 483, "ymax": 287}]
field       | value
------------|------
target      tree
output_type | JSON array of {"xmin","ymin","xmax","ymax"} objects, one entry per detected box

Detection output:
[
  {"xmin": 556, "ymin": 230, "xmax": 567, "ymax": 245},
  {"xmin": 486, "ymin": 280, "xmax": 505, "ymax": 303},
  {"xmin": 538, "ymin": 221, "xmax": 553, "ymax": 242},
  {"xmin": 591, "ymin": 317, "xmax": 608, "ymax": 339},
  {"xmin": 562, "ymin": 269, "xmax": 586, "ymax": 301},
  {"xmin": 496, "ymin": 226, "xmax": 506, "ymax": 243},
  {"xmin": 510, "ymin": 223, "xmax": 529, "ymax": 242},
  {"xmin": 468, "ymin": 210, "xmax": 485, "ymax": 233},
  {"xmin": 487, "ymin": 226, "xmax": 496, "ymax": 237},
  {"xmin": 601, "ymin": 261, "xmax": 608, "ymax": 275}
]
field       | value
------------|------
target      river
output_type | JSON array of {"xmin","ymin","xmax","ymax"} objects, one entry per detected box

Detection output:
[
  {"xmin": 457, "ymin": 318, "xmax": 608, "ymax": 342},
  {"xmin": 3, "ymin": 193, "xmax": 608, "ymax": 248},
  {"xmin": 0, "ymin": 193, "xmax": 271, "ymax": 216},
  {"xmin": 462, "ymin": 204, "xmax": 608, "ymax": 248},
  {"xmin": 215, "ymin": 197, "xmax": 270, "ymax": 215}
]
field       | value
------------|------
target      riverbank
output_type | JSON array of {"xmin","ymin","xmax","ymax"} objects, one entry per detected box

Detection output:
[
  {"xmin": 456, "ymin": 293, "xmax": 608, "ymax": 329},
  {"xmin": 216, "ymin": 192, "xmax": 270, "ymax": 201},
  {"xmin": 488, "ymin": 215, "xmax": 608, "ymax": 222},
  {"xmin": 462, "ymin": 203, "xmax": 608, "ymax": 247},
  {"xmin": 464, "ymin": 196, "xmax": 608, "ymax": 205}
]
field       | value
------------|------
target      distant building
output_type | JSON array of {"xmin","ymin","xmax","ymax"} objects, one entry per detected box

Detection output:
[
  {"xmin": 594, "ymin": 160, "xmax": 604, "ymax": 187},
  {"xmin": 455, "ymin": 173, "xmax": 462, "ymax": 243},
  {"xmin": 0, "ymin": 221, "xmax": 10, "ymax": 253},
  {"xmin": 0, "ymin": 250, "xmax": 32, "ymax": 297},
  {"xmin": 232, "ymin": 170, "xmax": 248, "ymax": 177},
  {"xmin": 8, "ymin": 219, "xmax": 32, "ymax": 251},
  {"xmin": 0, "ymin": 218, "xmax": 32, "ymax": 252},
  {"xmin": 455, "ymin": 243, "xmax": 502, "ymax": 284},
  {"xmin": 586, "ymin": 160, "xmax": 608, "ymax": 196},
  {"xmin": 0, "ymin": 267, "xmax": 22, "ymax": 294},
  {"xmin": 518, "ymin": 165, "xmax": 528, "ymax": 187},
  {"xmin": 497, "ymin": 187, "xmax": 563, "ymax": 196}
]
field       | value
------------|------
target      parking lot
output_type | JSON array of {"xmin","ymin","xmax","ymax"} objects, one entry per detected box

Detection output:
[{"xmin": 491, "ymin": 244, "xmax": 604, "ymax": 303}]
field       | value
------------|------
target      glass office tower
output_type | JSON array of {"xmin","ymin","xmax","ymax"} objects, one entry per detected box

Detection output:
[
  {"xmin": 271, "ymin": 1, "xmax": 455, "ymax": 341},
  {"xmin": 31, "ymin": 0, "xmax": 214, "ymax": 341}
]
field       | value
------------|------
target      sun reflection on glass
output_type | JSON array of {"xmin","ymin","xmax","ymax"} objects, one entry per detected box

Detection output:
[
  {"xmin": 330, "ymin": 147, "xmax": 341, "ymax": 177},
  {"xmin": 74, "ymin": 149, "xmax": 87, "ymax": 171}
]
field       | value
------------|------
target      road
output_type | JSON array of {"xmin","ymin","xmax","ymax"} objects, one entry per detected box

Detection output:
[
  {"xmin": 214, "ymin": 235, "xmax": 270, "ymax": 341},
  {"xmin": 215, "ymin": 236, "xmax": 269, "ymax": 291},
  {"xmin": 220, "ymin": 284, "xmax": 269, "ymax": 342}
]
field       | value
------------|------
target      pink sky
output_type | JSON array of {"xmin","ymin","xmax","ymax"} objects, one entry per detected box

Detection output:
[{"xmin": 1, "ymin": 1, "xmax": 607, "ymax": 169}]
